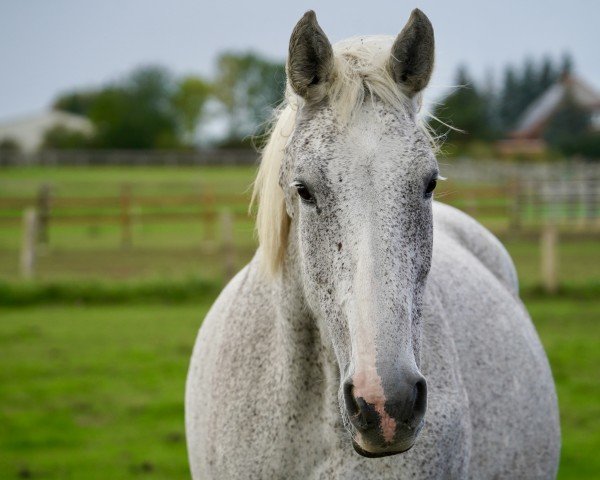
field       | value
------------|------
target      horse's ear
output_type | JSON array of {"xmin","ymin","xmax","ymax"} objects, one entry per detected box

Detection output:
[
  {"xmin": 389, "ymin": 9, "xmax": 435, "ymax": 96},
  {"xmin": 287, "ymin": 10, "xmax": 334, "ymax": 102}
]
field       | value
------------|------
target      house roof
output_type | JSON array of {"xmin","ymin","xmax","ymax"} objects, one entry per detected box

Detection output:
[
  {"xmin": 0, "ymin": 111, "xmax": 94, "ymax": 153},
  {"xmin": 512, "ymin": 75, "xmax": 600, "ymax": 139}
]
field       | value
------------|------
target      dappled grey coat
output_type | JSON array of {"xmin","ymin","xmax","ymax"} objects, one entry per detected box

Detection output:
[{"xmin": 186, "ymin": 9, "xmax": 560, "ymax": 479}]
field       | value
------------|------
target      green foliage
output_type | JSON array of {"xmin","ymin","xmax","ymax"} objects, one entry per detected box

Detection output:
[
  {"xmin": 560, "ymin": 52, "xmax": 575, "ymax": 76},
  {"xmin": 0, "ymin": 278, "xmax": 221, "ymax": 306},
  {"xmin": 539, "ymin": 56, "xmax": 557, "ymax": 91},
  {"xmin": 51, "ymin": 53, "xmax": 286, "ymax": 149},
  {"xmin": 544, "ymin": 93, "xmax": 600, "ymax": 159},
  {"xmin": 51, "ymin": 66, "xmax": 185, "ymax": 150},
  {"xmin": 88, "ymin": 66, "xmax": 181, "ymax": 149},
  {"xmin": 564, "ymin": 132, "xmax": 600, "ymax": 159},
  {"xmin": 42, "ymin": 125, "xmax": 91, "ymax": 150},
  {"xmin": 497, "ymin": 66, "xmax": 521, "ymax": 132},
  {"xmin": 497, "ymin": 55, "xmax": 567, "ymax": 131},
  {"xmin": 432, "ymin": 66, "xmax": 495, "ymax": 148},
  {"xmin": 0, "ymin": 137, "xmax": 21, "ymax": 152},
  {"xmin": 213, "ymin": 52, "xmax": 286, "ymax": 145},
  {"xmin": 52, "ymin": 90, "xmax": 99, "ymax": 117},
  {"xmin": 171, "ymin": 76, "xmax": 211, "ymax": 146},
  {"xmin": 434, "ymin": 53, "xmax": 583, "ymax": 155},
  {"xmin": 0, "ymin": 276, "xmax": 598, "ymax": 307}
]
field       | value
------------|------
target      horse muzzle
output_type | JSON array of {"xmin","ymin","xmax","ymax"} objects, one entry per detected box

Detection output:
[{"xmin": 343, "ymin": 373, "xmax": 427, "ymax": 457}]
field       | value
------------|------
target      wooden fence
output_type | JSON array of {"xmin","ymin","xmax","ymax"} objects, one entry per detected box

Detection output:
[
  {"xmin": 2, "ymin": 172, "xmax": 600, "ymax": 288},
  {"xmin": 0, "ymin": 185, "xmax": 250, "ymax": 242},
  {"xmin": 5, "ymin": 180, "xmax": 599, "ymax": 230},
  {"xmin": 514, "ymin": 177, "xmax": 600, "ymax": 230}
]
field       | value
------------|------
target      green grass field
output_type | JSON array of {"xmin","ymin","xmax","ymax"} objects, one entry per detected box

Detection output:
[
  {"xmin": 0, "ymin": 165, "xmax": 598, "ymax": 478},
  {"xmin": 0, "ymin": 303, "xmax": 203, "ymax": 480},
  {"xmin": 0, "ymin": 297, "xmax": 598, "ymax": 479},
  {"xmin": 0, "ymin": 165, "xmax": 257, "ymax": 194}
]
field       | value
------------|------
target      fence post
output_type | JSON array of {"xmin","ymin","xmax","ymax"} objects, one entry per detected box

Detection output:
[
  {"xmin": 464, "ymin": 189, "xmax": 477, "ymax": 218},
  {"xmin": 20, "ymin": 208, "xmax": 38, "ymax": 279},
  {"xmin": 220, "ymin": 210, "xmax": 236, "ymax": 280},
  {"xmin": 203, "ymin": 187, "xmax": 216, "ymax": 243},
  {"xmin": 36, "ymin": 183, "xmax": 52, "ymax": 247},
  {"xmin": 586, "ymin": 176, "xmax": 598, "ymax": 229},
  {"xmin": 120, "ymin": 183, "xmax": 133, "ymax": 248},
  {"xmin": 540, "ymin": 223, "xmax": 558, "ymax": 294},
  {"xmin": 508, "ymin": 177, "xmax": 521, "ymax": 234}
]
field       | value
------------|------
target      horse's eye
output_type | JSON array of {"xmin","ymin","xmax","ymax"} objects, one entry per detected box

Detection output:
[
  {"xmin": 425, "ymin": 178, "xmax": 437, "ymax": 197},
  {"xmin": 293, "ymin": 182, "xmax": 314, "ymax": 203}
]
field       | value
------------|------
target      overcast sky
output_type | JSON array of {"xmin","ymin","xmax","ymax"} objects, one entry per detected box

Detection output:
[{"xmin": 1, "ymin": 0, "xmax": 599, "ymax": 120}]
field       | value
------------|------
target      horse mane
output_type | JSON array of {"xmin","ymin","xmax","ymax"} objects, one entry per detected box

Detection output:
[{"xmin": 251, "ymin": 35, "xmax": 431, "ymax": 276}]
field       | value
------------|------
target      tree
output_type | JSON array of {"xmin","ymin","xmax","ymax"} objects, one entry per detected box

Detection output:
[
  {"xmin": 497, "ymin": 54, "xmax": 570, "ymax": 132},
  {"xmin": 544, "ymin": 93, "xmax": 599, "ymax": 158},
  {"xmin": 51, "ymin": 66, "xmax": 182, "ymax": 149},
  {"xmin": 171, "ymin": 76, "xmax": 211, "ymax": 146},
  {"xmin": 0, "ymin": 137, "xmax": 21, "ymax": 153},
  {"xmin": 498, "ymin": 66, "xmax": 521, "ymax": 131},
  {"xmin": 42, "ymin": 125, "xmax": 91, "ymax": 150},
  {"xmin": 433, "ymin": 66, "xmax": 494, "ymax": 146},
  {"xmin": 49, "ymin": 52, "xmax": 288, "ymax": 149},
  {"xmin": 538, "ymin": 56, "xmax": 557, "ymax": 93},
  {"xmin": 87, "ymin": 66, "xmax": 181, "ymax": 149},
  {"xmin": 52, "ymin": 91, "xmax": 99, "ymax": 116},
  {"xmin": 213, "ymin": 52, "xmax": 286, "ymax": 146},
  {"xmin": 560, "ymin": 52, "xmax": 574, "ymax": 76}
]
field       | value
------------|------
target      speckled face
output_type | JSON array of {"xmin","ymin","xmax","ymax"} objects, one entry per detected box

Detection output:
[{"xmin": 281, "ymin": 97, "xmax": 438, "ymax": 456}]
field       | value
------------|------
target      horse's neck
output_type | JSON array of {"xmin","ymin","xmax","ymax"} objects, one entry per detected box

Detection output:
[
  {"xmin": 268, "ymin": 246, "xmax": 340, "ymax": 421},
  {"xmin": 272, "ymin": 255, "xmax": 337, "ymax": 374}
]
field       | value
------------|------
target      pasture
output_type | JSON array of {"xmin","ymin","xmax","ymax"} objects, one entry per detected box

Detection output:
[
  {"xmin": 0, "ymin": 165, "xmax": 599, "ymax": 478},
  {"xmin": 0, "ymin": 297, "xmax": 598, "ymax": 479}
]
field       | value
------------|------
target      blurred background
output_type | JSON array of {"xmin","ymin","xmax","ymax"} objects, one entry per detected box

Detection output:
[{"xmin": 0, "ymin": 1, "xmax": 598, "ymax": 478}]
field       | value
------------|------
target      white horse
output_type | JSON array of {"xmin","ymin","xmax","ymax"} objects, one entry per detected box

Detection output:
[{"xmin": 186, "ymin": 9, "xmax": 560, "ymax": 479}]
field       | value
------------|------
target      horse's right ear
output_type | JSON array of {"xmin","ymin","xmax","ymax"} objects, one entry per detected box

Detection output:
[
  {"xmin": 287, "ymin": 10, "xmax": 334, "ymax": 102},
  {"xmin": 389, "ymin": 9, "xmax": 435, "ymax": 96}
]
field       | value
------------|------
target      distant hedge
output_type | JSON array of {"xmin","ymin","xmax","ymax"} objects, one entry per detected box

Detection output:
[
  {"xmin": 520, "ymin": 282, "xmax": 600, "ymax": 301},
  {"xmin": 0, "ymin": 277, "xmax": 598, "ymax": 307},
  {"xmin": 0, "ymin": 277, "xmax": 222, "ymax": 306}
]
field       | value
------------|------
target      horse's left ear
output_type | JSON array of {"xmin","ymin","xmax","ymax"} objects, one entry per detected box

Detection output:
[
  {"xmin": 287, "ymin": 10, "xmax": 334, "ymax": 102},
  {"xmin": 389, "ymin": 9, "xmax": 435, "ymax": 96}
]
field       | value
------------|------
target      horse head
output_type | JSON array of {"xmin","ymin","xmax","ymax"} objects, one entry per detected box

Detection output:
[{"xmin": 256, "ymin": 9, "xmax": 438, "ymax": 457}]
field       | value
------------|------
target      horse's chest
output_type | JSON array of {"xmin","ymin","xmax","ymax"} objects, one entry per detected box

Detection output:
[
  {"xmin": 204, "ymin": 343, "xmax": 471, "ymax": 480},
  {"xmin": 211, "ymin": 351, "xmax": 343, "ymax": 476}
]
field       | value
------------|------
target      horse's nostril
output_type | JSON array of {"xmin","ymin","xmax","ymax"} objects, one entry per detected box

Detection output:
[
  {"xmin": 343, "ymin": 375, "xmax": 427, "ymax": 435},
  {"xmin": 343, "ymin": 380, "xmax": 378, "ymax": 431},
  {"xmin": 413, "ymin": 378, "xmax": 427, "ymax": 417},
  {"xmin": 343, "ymin": 380, "xmax": 360, "ymax": 417}
]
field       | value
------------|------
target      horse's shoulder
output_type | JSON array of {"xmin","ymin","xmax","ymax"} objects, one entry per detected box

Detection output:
[
  {"xmin": 187, "ymin": 258, "xmax": 282, "ymax": 479},
  {"xmin": 201, "ymin": 256, "xmax": 275, "ymax": 339},
  {"xmin": 432, "ymin": 201, "xmax": 519, "ymax": 295}
]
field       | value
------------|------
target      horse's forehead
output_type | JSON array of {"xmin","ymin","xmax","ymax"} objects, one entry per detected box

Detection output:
[
  {"xmin": 291, "ymin": 102, "xmax": 424, "ymax": 176},
  {"xmin": 290, "ymin": 106, "xmax": 340, "ymax": 153}
]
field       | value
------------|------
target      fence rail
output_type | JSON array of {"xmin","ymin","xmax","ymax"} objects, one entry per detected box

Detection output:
[
  {"xmin": 439, "ymin": 158, "xmax": 600, "ymax": 182},
  {"xmin": 514, "ymin": 177, "xmax": 600, "ymax": 229},
  {"xmin": 1, "ymin": 179, "xmax": 599, "ymax": 230},
  {"xmin": 2, "ymin": 162, "xmax": 600, "ymax": 288},
  {"xmin": 0, "ymin": 149, "xmax": 259, "ymax": 167}
]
